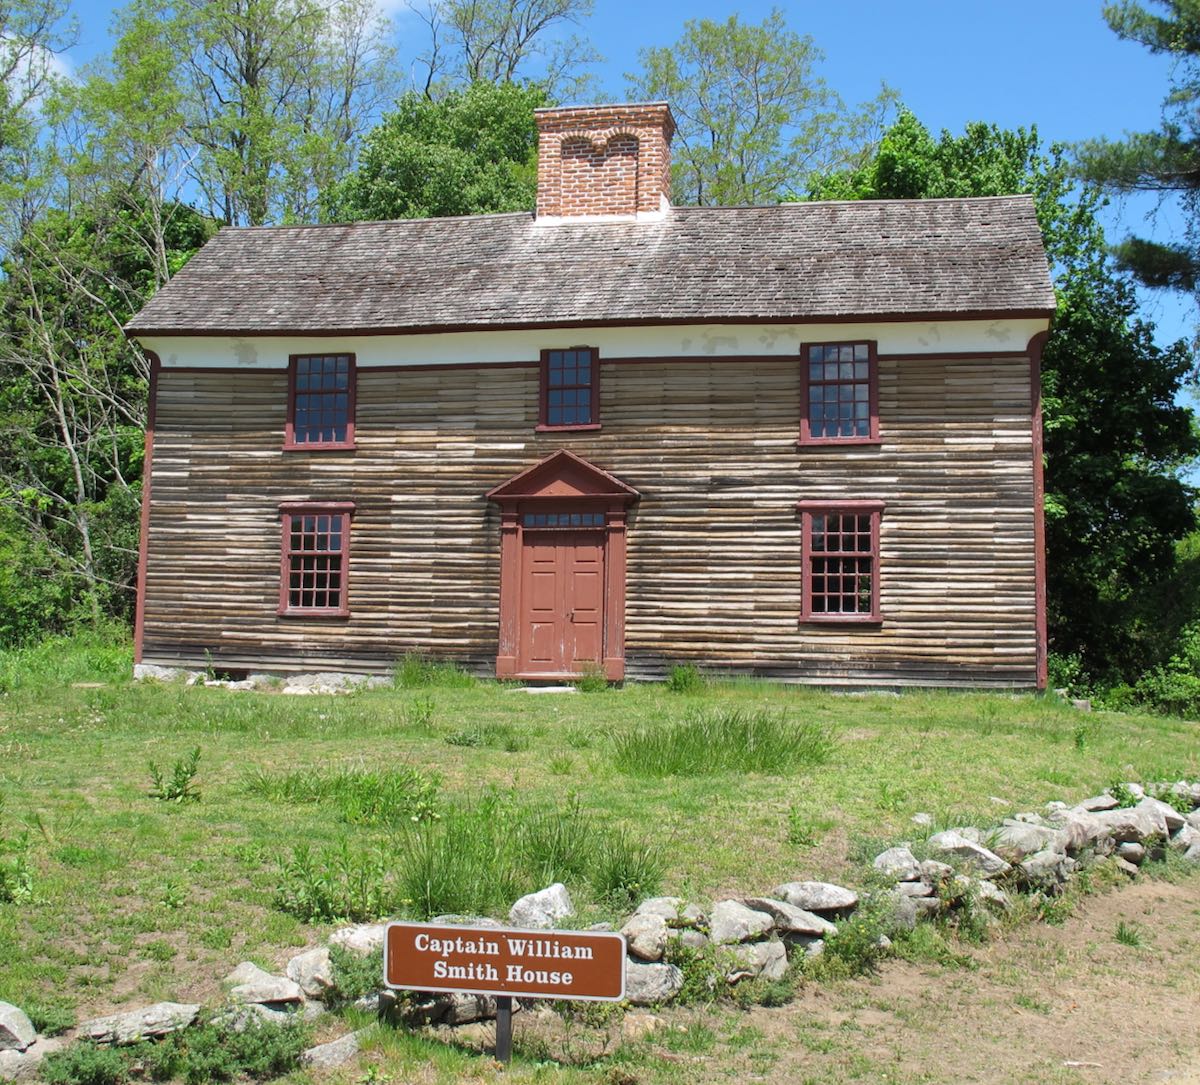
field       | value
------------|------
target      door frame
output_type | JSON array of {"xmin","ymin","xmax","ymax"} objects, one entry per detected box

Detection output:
[{"xmin": 486, "ymin": 450, "xmax": 639, "ymax": 681}]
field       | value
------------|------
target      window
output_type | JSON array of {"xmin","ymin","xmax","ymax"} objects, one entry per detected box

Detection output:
[
  {"xmin": 278, "ymin": 502, "xmax": 355, "ymax": 616},
  {"xmin": 522, "ymin": 511, "xmax": 606, "ymax": 528},
  {"xmin": 285, "ymin": 354, "xmax": 355, "ymax": 449},
  {"xmin": 796, "ymin": 501, "xmax": 883, "ymax": 622},
  {"xmin": 800, "ymin": 341, "xmax": 878, "ymax": 444},
  {"xmin": 538, "ymin": 348, "xmax": 600, "ymax": 431}
]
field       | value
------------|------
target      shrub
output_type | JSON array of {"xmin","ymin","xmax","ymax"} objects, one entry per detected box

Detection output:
[
  {"xmin": 327, "ymin": 945, "xmax": 384, "ymax": 1007},
  {"xmin": 158, "ymin": 1016, "xmax": 310, "ymax": 1084},
  {"xmin": 612, "ymin": 708, "xmax": 835, "ymax": 778},
  {"xmin": 802, "ymin": 894, "xmax": 892, "ymax": 979},
  {"xmin": 42, "ymin": 1043, "xmax": 133, "ymax": 1085},
  {"xmin": 666, "ymin": 663, "xmax": 705, "ymax": 694},
  {"xmin": 148, "ymin": 747, "xmax": 201, "ymax": 803},
  {"xmin": 574, "ymin": 665, "xmax": 608, "ymax": 693}
]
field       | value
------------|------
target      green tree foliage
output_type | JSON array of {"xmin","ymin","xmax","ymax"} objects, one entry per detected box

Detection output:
[
  {"xmin": 812, "ymin": 111, "xmax": 1199, "ymax": 681},
  {"xmin": 1075, "ymin": 1, "xmax": 1200, "ymax": 296},
  {"xmin": 627, "ymin": 8, "xmax": 894, "ymax": 206},
  {"xmin": 323, "ymin": 81, "xmax": 546, "ymax": 222}
]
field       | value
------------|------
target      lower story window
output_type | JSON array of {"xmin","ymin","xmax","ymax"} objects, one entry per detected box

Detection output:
[
  {"xmin": 278, "ymin": 502, "xmax": 355, "ymax": 616},
  {"xmin": 796, "ymin": 501, "xmax": 884, "ymax": 622}
]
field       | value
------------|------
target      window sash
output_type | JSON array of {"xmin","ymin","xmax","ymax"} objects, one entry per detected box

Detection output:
[
  {"xmin": 278, "ymin": 503, "xmax": 354, "ymax": 616},
  {"xmin": 538, "ymin": 348, "xmax": 600, "ymax": 430},
  {"xmin": 286, "ymin": 354, "xmax": 356, "ymax": 449},
  {"xmin": 799, "ymin": 341, "xmax": 878, "ymax": 445},
  {"xmin": 797, "ymin": 502, "xmax": 883, "ymax": 622}
]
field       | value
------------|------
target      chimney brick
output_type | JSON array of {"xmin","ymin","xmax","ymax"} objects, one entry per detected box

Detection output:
[{"xmin": 534, "ymin": 102, "xmax": 676, "ymax": 219}]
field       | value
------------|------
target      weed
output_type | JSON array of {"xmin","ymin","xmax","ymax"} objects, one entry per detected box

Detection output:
[
  {"xmin": 159, "ymin": 879, "xmax": 187, "ymax": 909},
  {"xmin": 405, "ymin": 696, "xmax": 435, "ymax": 729},
  {"xmin": 445, "ymin": 722, "xmax": 528, "ymax": 752},
  {"xmin": 612, "ymin": 707, "xmax": 835, "ymax": 778},
  {"xmin": 663, "ymin": 940, "xmax": 728, "ymax": 1005},
  {"xmin": 548, "ymin": 753, "xmax": 574, "ymax": 775},
  {"xmin": 588, "ymin": 824, "xmax": 665, "ymax": 908},
  {"xmin": 163, "ymin": 1015, "xmax": 310, "ymax": 1083},
  {"xmin": 1014, "ymin": 992, "xmax": 1052, "ymax": 1014},
  {"xmin": 42, "ymin": 1042, "xmax": 132, "ymax": 1085},
  {"xmin": 876, "ymin": 780, "xmax": 909, "ymax": 812},
  {"xmin": 393, "ymin": 654, "xmax": 475, "ymax": 689},
  {"xmin": 1115, "ymin": 920, "xmax": 1144, "ymax": 947},
  {"xmin": 444, "ymin": 729, "xmax": 483, "ymax": 747},
  {"xmin": 148, "ymin": 747, "xmax": 201, "ymax": 803},
  {"xmin": 142, "ymin": 939, "xmax": 177, "ymax": 962},
  {"xmin": 327, "ymin": 945, "xmax": 384, "ymax": 1007},
  {"xmin": 199, "ymin": 926, "xmax": 232, "ymax": 950},
  {"xmin": 0, "ymin": 794, "xmax": 33, "ymax": 904},
  {"xmin": 574, "ymin": 665, "xmax": 609, "ymax": 693},
  {"xmin": 1107, "ymin": 780, "xmax": 1142, "ymax": 808},
  {"xmin": 666, "ymin": 663, "xmax": 706, "ymax": 694},
  {"xmin": 276, "ymin": 842, "xmax": 391, "ymax": 922},
  {"xmin": 803, "ymin": 894, "xmax": 892, "ymax": 979},
  {"xmin": 731, "ymin": 964, "xmax": 797, "ymax": 1009},
  {"xmin": 1072, "ymin": 719, "xmax": 1090, "ymax": 751}
]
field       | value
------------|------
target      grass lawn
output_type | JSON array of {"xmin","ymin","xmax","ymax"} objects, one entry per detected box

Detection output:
[{"xmin": 2, "ymin": 632, "xmax": 1199, "ymax": 1083}]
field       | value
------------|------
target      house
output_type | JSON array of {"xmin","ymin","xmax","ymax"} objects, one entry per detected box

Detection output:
[{"xmin": 125, "ymin": 101, "xmax": 1057, "ymax": 688}]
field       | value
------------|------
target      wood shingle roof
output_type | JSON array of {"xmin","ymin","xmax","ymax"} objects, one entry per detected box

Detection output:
[{"xmin": 126, "ymin": 196, "xmax": 1056, "ymax": 336}]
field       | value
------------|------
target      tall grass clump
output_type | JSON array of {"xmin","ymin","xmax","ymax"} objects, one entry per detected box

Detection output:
[
  {"xmin": 612, "ymin": 707, "xmax": 835, "ymax": 778},
  {"xmin": 666, "ymin": 662, "xmax": 706, "ymax": 694},
  {"xmin": 245, "ymin": 765, "xmax": 440, "ymax": 825},
  {"xmin": 393, "ymin": 653, "xmax": 476, "ymax": 689}
]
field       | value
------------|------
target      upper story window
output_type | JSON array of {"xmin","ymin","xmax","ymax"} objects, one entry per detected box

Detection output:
[
  {"xmin": 278, "ymin": 502, "xmax": 355, "ymax": 617},
  {"xmin": 285, "ymin": 353, "xmax": 356, "ymax": 449},
  {"xmin": 538, "ymin": 348, "xmax": 600, "ymax": 431},
  {"xmin": 797, "ymin": 500, "xmax": 884, "ymax": 623},
  {"xmin": 800, "ymin": 341, "xmax": 878, "ymax": 445}
]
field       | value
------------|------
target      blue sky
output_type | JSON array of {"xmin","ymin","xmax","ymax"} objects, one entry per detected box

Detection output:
[{"xmin": 65, "ymin": 0, "xmax": 1193, "ymax": 345}]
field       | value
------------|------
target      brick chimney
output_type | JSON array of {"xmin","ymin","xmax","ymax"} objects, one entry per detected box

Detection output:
[{"xmin": 534, "ymin": 102, "xmax": 676, "ymax": 220}]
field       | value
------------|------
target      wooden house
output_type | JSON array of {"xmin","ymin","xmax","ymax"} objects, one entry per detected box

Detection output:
[{"xmin": 125, "ymin": 102, "xmax": 1057, "ymax": 688}]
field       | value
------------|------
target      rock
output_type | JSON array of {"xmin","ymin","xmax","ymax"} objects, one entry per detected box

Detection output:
[
  {"xmin": 1139, "ymin": 797, "xmax": 1186, "ymax": 833},
  {"xmin": 1054, "ymin": 813, "xmax": 1108, "ymax": 855},
  {"xmin": 1170, "ymin": 823, "xmax": 1199, "ymax": 852},
  {"xmin": 947, "ymin": 826, "xmax": 986, "ymax": 844},
  {"xmin": 443, "ymin": 994, "xmax": 504, "ymax": 1026},
  {"xmin": 214, "ymin": 1003, "xmax": 299, "ymax": 1032},
  {"xmin": 725, "ymin": 940, "xmax": 787, "ymax": 983},
  {"xmin": 1188, "ymin": 811, "xmax": 1200, "ymax": 832},
  {"xmin": 78, "ymin": 1003, "xmax": 200, "ymax": 1045},
  {"xmin": 1076, "ymin": 794, "xmax": 1119, "ymax": 813},
  {"xmin": 301, "ymin": 1030, "xmax": 365, "ymax": 1069},
  {"xmin": 620, "ymin": 914, "xmax": 669, "ymax": 962},
  {"xmin": 742, "ymin": 897, "xmax": 836, "ymax": 936},
  {"xmin": 510, "ymin": 883, "xmax": 573, "ymax": 929},
  {"xmin": 680, "ymin": 903, "xmax": 706, "ymax": 926},
  {"xmin": 894, "ymin": 880, "xmax": 934, "ymax": 898},
  {"xmin": 709, "ymin": 900, "xmax": 773, "ymax": 944},
  {"xmin": 624, "ymin": 961, "xmax": 684, "ymax": 1005},
  {"xmin": 1092, "ymin": 802, "xmax": 1168, "ymax": 844},
  {"xmin": 286, "ymin": 947, "xmax": 334, "ymax": 1000},
  {"xmin": 1121, "ymin": 782, "xmax": 1147, "ymax": 800},
  {"xmin": 973, "ymin": 879, "xmax": 1012, "ymax": 911},
  {"xmin": 431, "ymin": 915, "xmax": 505, "ymax": 930},
  {"xmin": 132, "ymin": 663, "xmax": 194, "ymax": 682},
  {"xmin": 0, "ymin": 1038, "xmax": 65, "ymax": 1082},
  {"xmin": 1115, "ymin": 857, "xmax": 1141, "ymax": 877},
  {"xmin": 1071, "ymin": 699, "xmax": 1092, "ymax": 712},
  {"xmin": 1010, "ymin": 811, "xmax": 1047, "ymax": 825},
  {"xmin": 633, "ymin": 897, "xmax": 683, "ymax": 921},
  {"xmin": 992, "ymin": 821, "xmax": 1064, "ymax": 859},
  {"xmin": 353, "ymin": 994, "xmax": 382, "ymax": 1015},
  {"xmin": 329, "ymin": 923, "xmax": 387, "ymax": 955},
  {"xmin": 873, "ymin": 847, "xmax": 921, "ymax": 881},
  {"xmin": 919, "ymin": 859, "xmax": 954, "ymax": 883},
  {"xmin": 0, "ymin": 1006, "xmax": 35, "ymax": 1054},
  {"xmin": 889, "ymin": 894, "xmax": 920, "ymax": 931},
  {"xmin": 772, "ymin": 881, "xmax": 858, "ymax": 915},
  {"xmin": 910, "ymin": 812, "xmax": 934, "ymax": 828},
  {"xmin": 225, "ymin": 962, "xmax": 304, "ymax": 1005},
  {"xmin": 587, "ymin": 922, "xmax": 614, "ymax": 932},
  {"xmin": 1019, "ymin": 849, "xmax": 1070, "ymax": 891},
  {"xmin": 784, "ymin": 934, "xmax": 825, "ymax": 958},
  {"xmin": 1044, "ymin": 800, "xmax": 1069, "ymax": 815},
  {"xmin": 621, "ymin": 1013, "xmax": 665, "ymax": 1042},
  {"xmin": 671, "ymin": 928, "xmax": 709, "ymax": 950},
  {"xmin": 1116, "ymin": 841, "xmax": 1146, "ymax": 865},
  {"xmin": 1183, "ymin": 842, "xmax": 1200, "ymax": 864},
  {"xmin": 927, "ymin": 831, "xmax": 1011, "ymax": 877}
]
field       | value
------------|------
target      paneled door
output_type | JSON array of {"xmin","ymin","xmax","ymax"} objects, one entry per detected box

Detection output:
[{"xmin": 518, "ymin": 531, "xmax": 605, "ymax": 675}]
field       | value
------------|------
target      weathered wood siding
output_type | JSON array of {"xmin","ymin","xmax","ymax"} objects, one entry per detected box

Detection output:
[{"xmin": 142, "ymin": 354, "xmax": 1036, "ymax": 686}]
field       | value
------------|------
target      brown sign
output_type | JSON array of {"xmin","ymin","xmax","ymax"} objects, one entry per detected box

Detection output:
[{"xmin": 384, "ymin": 921, "xmax": 627, "ymax": 1002}]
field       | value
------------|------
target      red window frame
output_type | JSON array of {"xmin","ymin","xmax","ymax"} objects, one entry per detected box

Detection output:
[
  {"xmin": 796, "ymin": 500, "xmax": 884, "ymax": 623},
  {"xmin": 284, "ymin": 353, "xmax": 356, "ymax": 450},
  {"xmin": 537, "ymin": 347, "xmax": 601, "ymax": 432},
  {"xmin": 278, "ymin": 501, "xmax": 356, "ymax": 617},
  {"xmin": 799, "ymin": 340, "xmax": 879, "ymax": 446}
]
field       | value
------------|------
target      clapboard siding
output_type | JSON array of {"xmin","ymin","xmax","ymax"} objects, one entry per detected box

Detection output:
[{"xmin": 142, "ymin": 354, "xmax": 1037, "ymax": 686}]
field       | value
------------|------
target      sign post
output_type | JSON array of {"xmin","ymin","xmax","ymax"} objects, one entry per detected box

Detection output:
[{"xmin": 384, "ymin": 921, "xmax": 627, "ymax": 1064}]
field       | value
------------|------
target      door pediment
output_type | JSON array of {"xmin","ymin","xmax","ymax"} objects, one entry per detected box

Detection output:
[{"xmin": 486, "ymin": 449, "xmax": 639, "ymax": 505}]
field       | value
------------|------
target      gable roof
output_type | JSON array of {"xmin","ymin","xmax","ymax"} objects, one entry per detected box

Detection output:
[{"xmin": 126, "ymin": 196, "xmax": 1056, "ymax": 337}]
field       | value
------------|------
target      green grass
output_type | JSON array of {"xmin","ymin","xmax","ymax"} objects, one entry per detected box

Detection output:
[{"xmin": 1, "ymin": 630, "xmax": 1198, "ymax": 1068}]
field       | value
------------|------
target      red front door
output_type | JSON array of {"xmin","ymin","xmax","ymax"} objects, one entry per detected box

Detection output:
[{"xmin": 519, "ymin": 531, "xmax": 605, "ymax": 675}]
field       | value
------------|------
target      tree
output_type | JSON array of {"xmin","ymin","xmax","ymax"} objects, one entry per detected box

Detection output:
[
  {"xmin": 627, "ymin": 9, "xmax": 894, "ymax": 207},
  {"xmin": 103, "ymin": 0, "xmax": 398, "ymax": 227},
  {"xmin": 410, "ymin": 0, "xmax": 599, "ymax": 100},
  {"xmin": 1075, "ymin": 1, "xmax": 1200, "ymax": 297},
  {"xmin": 812, "ymin": 111, "xmax": 1200, "ymax": 681},
  {"xmin": 322, "ymin": 81, "xmax": 546, "ymax": 222}
]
